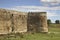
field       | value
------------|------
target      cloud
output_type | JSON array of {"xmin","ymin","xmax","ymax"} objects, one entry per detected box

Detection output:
[
  {"xmin": 47, "ymin": 12, "xmax": 60, "ymax": 23},
  {"xmin": 47, "ymin": 12, "xmax": 60, "ymax": 17},
  {"xmin": 41, "ymin": 0, "xmax": 60, "ymax": 3},
  {"xmin": 8, "ymin": 6, "xmax": 60, "ymax": 12},
  {"xmin": 40, "ymin": 0, "xmax": 60, "ymax": 6}
]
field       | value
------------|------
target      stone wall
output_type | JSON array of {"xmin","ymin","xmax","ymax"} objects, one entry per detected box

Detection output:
[
  {"xmin": 0, "ymin": 10, "xmax": 11, "ymax": 34},
  {"xmin": 13, "ymin": 14, "xmax": 27, "ymax": 33},
  {"xmin": 39, "ymin": 12, "xmax": 48, "ymax": 32},
  {"xmin": 27, "ymin": 12, "xmax": 48, "ymax": 33},
  {"xmin": 0, "ymin": 9, "xmax": 27, "ymax": 34},
  {"xmin": 0, "ymin": 9, "xmax": 48, "ymax": 34}
]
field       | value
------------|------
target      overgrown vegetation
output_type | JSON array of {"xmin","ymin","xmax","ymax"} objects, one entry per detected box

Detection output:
[{"xmin": 0, "ymin": 24, "xmax": 60, "ymax": 40}]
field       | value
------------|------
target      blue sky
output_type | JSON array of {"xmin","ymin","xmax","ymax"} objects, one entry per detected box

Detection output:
[{"xmin": 0, "ymin": 0, "xmax": 60, "ymax": 23}]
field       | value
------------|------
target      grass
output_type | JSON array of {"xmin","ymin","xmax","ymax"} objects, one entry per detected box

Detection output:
[
  {"xmin": 0, "ymin": 23, "xmax": 60, "ymax": 40},
  {"xmin": 0, "ymin": 33, "xmax": 60, "ymax": 40},
  {"xmin": 49, "ymin": 24, "xmax": 60, "ymax": 32}
]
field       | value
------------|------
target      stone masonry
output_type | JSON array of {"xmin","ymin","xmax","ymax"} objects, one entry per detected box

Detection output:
[
  {"xmin": 27, "ymin": 12, "xmax": 48, "ymax": 33},
  {"xmin": 0, "ymin": 9, "xmax": 48, "ymax": 34}
]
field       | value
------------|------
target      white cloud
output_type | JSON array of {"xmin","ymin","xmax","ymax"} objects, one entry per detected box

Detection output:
[
  {"xmin": 40, "ymin": 0, "xmax": 60, "ymax": 6},
  {"xmin": 47, "ymin": 12, "xmax": 60, "ymax": 17},
  {"xmin": 8, "ymin": 6, "xmax": 60, "ymax": 12},
  {"xmin": 41, "ymin": 0, "xmax": 60, "ymax": 3},
  {"xmin": 47, "ymin": 12, "xmax": 60, "ymax": 23}
]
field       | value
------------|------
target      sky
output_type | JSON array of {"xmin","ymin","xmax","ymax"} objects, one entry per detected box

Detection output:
[{"xmin": 0, "ymin": 0, "xmax": 60, "ymax": 23}]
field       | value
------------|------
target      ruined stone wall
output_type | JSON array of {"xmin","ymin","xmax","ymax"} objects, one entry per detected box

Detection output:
[
  {"xmin": 0, "ymin": 10, "xmax": 11, "ymax": 34},
  {"xmin": 0, "ymin": 9, "xmax": 48, "ymax": 34},
  {"xmin": 39, "ymin": 12, "xmax": 48, "ymax": 32},
  {"xmin": 27, "ymin": 12, "xmax": 48, "ymax": 33},
  {"xmin": 0, "ymin": 9, "xmax": 28, "ymax": 34},
  {"xmin": 27, "ymin": 12, "xmax": 40, "ymax": 32},
  {"xmin": 13, "ymin": 14, "xmax": 27, "ymax": 33}
]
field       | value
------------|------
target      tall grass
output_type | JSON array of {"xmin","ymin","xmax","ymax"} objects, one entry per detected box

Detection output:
[{"xmin": 0, "ymin": 24, "xmax": 60, "ymax": 40}]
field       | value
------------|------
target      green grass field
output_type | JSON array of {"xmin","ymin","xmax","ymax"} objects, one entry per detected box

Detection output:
[{"xmin": 0, "ymin": 24, "xmax": 60, "ymax": 40}]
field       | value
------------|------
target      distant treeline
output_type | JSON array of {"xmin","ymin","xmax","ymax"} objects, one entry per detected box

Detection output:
[{"xmin": 47, "ymin": 19, "xmax": 60, "ymax": 26}]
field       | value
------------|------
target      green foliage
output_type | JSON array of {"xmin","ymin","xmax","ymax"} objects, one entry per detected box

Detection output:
[
  {"xmin": 47, "ymin": 19, "xmax": 51, "ymax": 26},
  {"xmin": 15, "ymin": 32, "xmax": 24, "ymax": 38},
  {"xmin": 55, "ymin": 20, "xmax": 60, "ymax": 24}
]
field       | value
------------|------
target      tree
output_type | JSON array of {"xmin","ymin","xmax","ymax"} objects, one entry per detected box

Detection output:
[
  {"xmin": 55, "ymin": 20, "xmax": 60, "ymax": 24},
  {"xmin": 47, "ymin": 19, "xmax": 51, "ymax": 26}
]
